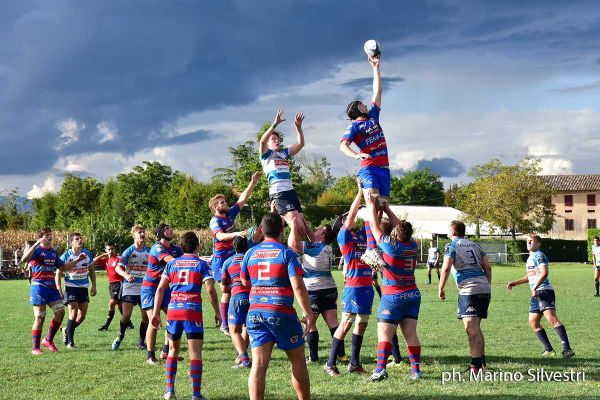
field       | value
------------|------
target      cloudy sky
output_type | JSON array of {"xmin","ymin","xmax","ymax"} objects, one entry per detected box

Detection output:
[{"xmin": 1, "ymin": 0, "xmax": 599, "ymax": 198}]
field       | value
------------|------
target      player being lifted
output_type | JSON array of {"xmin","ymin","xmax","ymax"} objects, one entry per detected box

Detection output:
[
  {"xmin": 340, "ymin": 53, "xmax": 388, "ymax": 272},
  {"xmin": 152, "ymin": 231, "xmax": 221, "ymax": 400},
  {"xmin": 427, "ymin": 241, "xmax": 441, "ymax": 284},
  {"xmin": 591, "ymin": 236, "xmax": 600, "ymax": 296},
  {"xmin": 288, "ymin": 216, "xmax": 348, "ymax": 364},
  {"xmin": 325, "ymin": 183, "xmax": 373, "ymax": 376},
  {"xmin": 259, "ymin": 109, "xmax": 306, "ymax": 226},
  {"xmin": 208, "ymin": 171, "xmax": 261, "ymax": 336},
  {"xmin": 22, "ymin": 228, "xmax": 86, "ymax": 355},
  {"xmin": 220, "ymin": 236, "xmax": 252, "ymax": 368},
  {"xmin": 364, "ymin": 194, "xmax": 422, "ymax": 381},
  {"xmin": 142, "ymin": 223, "xmax": 184, "ymax": 364},
  {"xmin": 241, "ymin": 213, "xmax": 313, "ymax": 400},
  {"xmin": 56, "ymin": 233, "xmax": 100, "ymax": 348},
  {"xmin": 98, "ymin": 241, "xmax": 133, "ymax": 332},
  {"xmin": 112, "ymin": 225, "xmax": 150, "ymax": 351},
  {"xmin": 507, "ymin": 234, "xmax": 575, "ymax": 358},
  {"xmin": 439, "ymin": 221, "xmax": 491, "ymax": 373}
]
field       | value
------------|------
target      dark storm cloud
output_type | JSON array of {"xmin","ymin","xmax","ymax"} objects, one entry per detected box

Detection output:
[
  {"xmin": 0, "ymin": 0, "xmax": 597, "ymax": 176},
  {"xmin": 415, "ymin": 157, "xmax": 465, "ymax": 177}
]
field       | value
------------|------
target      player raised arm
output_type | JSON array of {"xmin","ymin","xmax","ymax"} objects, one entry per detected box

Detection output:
[
  {"xmin": 344, "ymin": 180, "xmax": 364, "ymax": 231},
  {"xmin": 204, "ymin": 277, "xmax": 222, "ymax": 327},
  {"xmin": 259, "ymin": 109, "xmax": 285, "ymax": 155},
  {"xmin": 369, "ymin": 55, "xmax": 381, "ymax": 107},
  {"xmin": 364, "ymin": 193, "xmax": 383, "ymax": 242},
  {"xmin": 21, "ymin": 238, "xmax": 43, "ymax": 263},
  {"xmin": 287, "ymin": 215, "xmax": 304, "ymax": 254},
  {"xmin": 287, "ymin": 112, "xmax": 305, "ymax": 157},
  {"xmin": 235, "ymin": 171, "xmax": 262, "ymax": 208}
]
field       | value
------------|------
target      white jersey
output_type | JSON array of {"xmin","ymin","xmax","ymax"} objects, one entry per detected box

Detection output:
[
  {"xmin": 60, "ymin": 249, "xmax": 93, "ymax": 288},
  {"xmin": 260, "ymin": 148, "xmax": 294, "ymax": 195},
  {"xmin": 302, "ymin": 241, "xmax": 336, "ymax": 291},
  {"xmin": 592, "ymin": 244, "xmax": 600, "ymax": 266},
  {"xmin": 427, "ymin": 247, "xmax": 439, "ymax": 263},
  {"xmin": 119, "ymin": 245, "xmax": 150, "ymax": 296},
  {"xmin": 445, "ymin": 238, "xmax": 490, "ymax": 295}
]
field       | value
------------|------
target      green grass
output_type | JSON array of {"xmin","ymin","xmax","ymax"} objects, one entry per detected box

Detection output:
[{"xmin": 1, "ymin": 263, "xmax": 600, "ymax": 399}]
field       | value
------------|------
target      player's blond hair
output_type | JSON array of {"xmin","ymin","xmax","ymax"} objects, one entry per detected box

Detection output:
[
  {"xmin": 208, "ymin": 194, "xmax": 226, "ymax": 212},
  {"xmin": 130, "ymin": 224, "xmax": 145, "ymax": 237}
]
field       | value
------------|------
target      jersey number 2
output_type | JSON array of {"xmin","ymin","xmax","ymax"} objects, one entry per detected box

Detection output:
[{"xmin": 257, "ymin": 262, "xmax": 270, "ymax": 281}]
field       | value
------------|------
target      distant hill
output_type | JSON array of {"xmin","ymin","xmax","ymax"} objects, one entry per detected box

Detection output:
[{"xmin": 0, "ymin": 196, "xmax": 32, "ymax": 213}]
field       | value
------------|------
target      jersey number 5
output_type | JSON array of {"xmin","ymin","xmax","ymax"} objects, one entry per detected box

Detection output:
[{"xmin": 257, "ymin": 262, "xmax": 270, "ymax": 281}]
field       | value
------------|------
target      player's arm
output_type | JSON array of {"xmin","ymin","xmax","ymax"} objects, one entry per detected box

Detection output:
[
  {"xmin": 89, "ymin": 256, "xmax": 97, "ymax": 296},
  {"xmin": 55, "ymin": 269, "xmax": 63, "ymax": 297},
  {"xmin": 344, "ymin": 181, "xmax": 363, "ymax": 231},
  {"xmin": 92, "ymin": 253, "xmax": 108, "ymax": 265},
  {"xmin": 240, "ymin": 253, "xmax": 251, "ymax": 288},
  {"xmin": 434, "ymin": 251, "xmax": 440, "ymax": 265},
  {"xmin": 287, "ymin": 215, "xmax": 304, "ymax": 254},
  {"xmin": 506, "ymin": 275, "xmax": 529, "ymax": 290},
  {"xmin": 481, "ymin": 255, "xmax": 492, "ymax": 284},
  {"xmin": 287, "ymin": 112, "xmax": 305, "ymax": 157},
  {"xmin": 151, "ymin": 276, "xmax": 170, "ymax": 328},
  {"xmin": 59, "ymin": 253, "xmax": 87, "ymax": 271},
  {"xmin": 531, "ymin": 264, "xmax": 548, "ymax": 292},
  {"xmin": 290, "ymin": 274, "xmax": 314, "ymax": 336},
  {"xmin": 116, "ymin": 263, "xmax": 134, "ymax": 283},
  {"xmin": 301, "ymin": 217, "xmax": 316, "ymax": 242},
  {"xmin": 340, "ymin": 140, "xmax": 371, "ymax": 161},
  {"xmin": 382, "ymin": 200, "xmax": 402, "ymax": 227},
  {"xmin": 235, "ymin": 171, "xmax": 262, "ymax": 208},
  {"xmin": 259, "ymin": 109, "xmax": 285, "ymax": 155},
  {"xmin": 369, "ymin": 55, "xmax": 381, "ymax": 107},
  {"xmin": 593, "ymin": 252, "xmax": 597, "ymax": 268},
  {"xmin": 21, "ymin": 239, "xmax": 42, "ymax": 263},
  {"xmin": 215, "ymin": 230, "xmax": 247, "ymax": 242},
  {"xmin": 204, "ymin": 278, "xmax": 221, "ymax": 327},
  {"xmin": 438, "ymin": 255, "xmax": 453, "ymax": 300}
]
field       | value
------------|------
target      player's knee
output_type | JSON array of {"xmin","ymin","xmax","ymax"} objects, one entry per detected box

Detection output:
[{"xmin": 33, "ymin": 307, "xmax": 46, "ymax": 321}]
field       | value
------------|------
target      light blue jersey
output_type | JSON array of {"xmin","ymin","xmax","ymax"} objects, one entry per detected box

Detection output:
[
  {"xmin": 302, "ymin": 241, "xmax": 335, "ymax": 291},
  {"xmin": 444, "ymin": 238, "xmax": 490, "ymax": 295},
  {"xmin": 592, "ymin": 244, "xmax": 600, "ymax": 266},
  {"xmin": 119, "ymin": 244, "xmax": 150, "ymax": 296},
  {"xmin": 60, "ymin": 248, "xmax": 93, "ymax": 288},
  {"xmin": 260, "ymin": 148, "xmax": 293, "ymax": 195},
  {"xmin": 526, "ymin": 250, "xmax": 553, "ymax": 291}
]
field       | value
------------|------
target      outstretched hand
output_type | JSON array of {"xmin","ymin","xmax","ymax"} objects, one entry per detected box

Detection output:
[
  {"xmin": 274, "ymin": 109, "xmax": 285, "ymax": 125},
  {"xmin": 294, "ymin": 112, "xmax": 305, "ymax": 128},
  {"xmin": 251, "ymin": 171, "xmax": 261, "ymax": 184},
  {"xmin": 368, "ymin": 54, "xmax": 380, "ymax": 68}
]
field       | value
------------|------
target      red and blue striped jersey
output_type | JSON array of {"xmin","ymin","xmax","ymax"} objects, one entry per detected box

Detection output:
[
  {"xmin": 341, "ymin": 103, "xmax": 388, "ymax": 168},
  {"xmin": 377, "ymin": 235, "xmax": 418, "ymax": 295},
  {"xmin": 162, "ymin": 254, "xmax": 214, "ymax": 321},
  {"xmin": 338, "ymin": 227, "xmax": 372, "ymax": 288},
  {"xmin": 29, "ymin": 246, "xmax": 64, "ymax": 289},
  {"xmin": 240, "ymin": 239, "xmax": 303, "ymax": 315},
  {"xmin": 221, "ymin": 253, "xmax": 250, "ymax": 296},
  {"xmin": 209, "ymin": 204, "xmax": 240, "ymax": 258},
  {"xmin": 143, "ymin": 241, "xmax": 184, "ymax": 288}
]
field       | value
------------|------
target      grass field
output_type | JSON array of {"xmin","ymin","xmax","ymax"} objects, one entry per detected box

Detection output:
[{"xmin": 1, "ymin": 263, "xmax": 600, "ymax": 400}]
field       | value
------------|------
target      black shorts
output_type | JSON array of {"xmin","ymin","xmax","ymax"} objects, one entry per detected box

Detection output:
[
  {"xmin": 529, "ymin": 289, "xmax": 556, "ymax": 314},
  {"xmin": 308, "ymin": 287, "xmax": 338, "ymax": 314},
  {"xmin": 121, "ymin": 294, "xmax": 142, "ymax": 306},
  {"xmin": 457, "ymin": 293, "xmax": 490, "ymax": 319},
  {"xmin": 109, "ymin": 282, "xmax": 122, "ymax": 301},
  {"xmin": 427, "ymin": 262, "xmax": 438, "ymax": 269},
  {"xmin": 270, "ymin": 189, "xmax": 303, "ymax": 215},
  {"xmin": 64, "ymin": 286, "xmax": 89, "ymax": 304}
]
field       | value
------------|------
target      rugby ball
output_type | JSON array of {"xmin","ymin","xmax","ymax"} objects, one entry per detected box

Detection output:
[{"xmin": 363, "ymin": 40, "xmax": 381, "ymax": 58}]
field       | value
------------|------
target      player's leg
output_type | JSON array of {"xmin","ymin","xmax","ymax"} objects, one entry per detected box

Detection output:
[
  {"xmin": 322, "ymin": 308, "xmax": 347, "ymax": 360},
  {"xmin": 220, "ymin": 290, "xmax": 231, "ymax": 336},
  {"xmin": 399, "ymin": 318, "xmax": 421, "ymax": 378},
  {"xmin": 249, "ymin": 341, "xmax": 275, "ymax": 400},
  {"xmin": 113, "ymin": 301, "xmax": 133, "ymax": 350},
  {"xmin": 65, "ymin": 301, "xmax": 79, "ymax": 347},
  {"xmin": 145, "ymin": 306, "xmax": 159, "ymax": 362},
  {"xmin": 348, "ymin": 317, "xmax": 368, "ymax": 373},
  {"xmin": 100, "ymin": 298, "xmax": 118, "ymax": 331},
  {"xmin": 31, "ymin": 305, "xmax": 46, "ymax": 354},
  {"xmin": 325, "ymin": 313, "xmax": 353, "ymax": 373},
  {"xmin": 305, "ymin": 311, "xmax": 320, "ymax": 362},
  {"xmin": 72, "ymin": 300, "xmax": 89, "ymax": 345},
  {"xmin": 529, "ymin": 310, "xmax": 553, "ymax": 353},
  {"xmin": 285, "ymin": 346, "xmax": 311, "ymax": 400},
  {"xmin": 542, "ymin": 309, "xmax": 573, "ymax": 357},
  {"xmin": 187, "ymin": 338, "xmax": 204, "ymax": 400},
  {"xmin": 462, "ymin": 317, "xmax": 484, "ymax": 370},
  {"xmin": 138, "ymin": 303, "xmax": 149, "ymax": 349},
  {"xmin": 435, "ymin": 265, "xmax": 441, "ymax": 280},
  {"xmin": 164, "ymin": 323, "xmax": 181, "ymax": 400},
  {"xmin": 42, "ymin": 300, "xmax": 65, "ymax": 352},
  {"xmin": 427, "ymin": 265, "xmax": 433, "ymax": 284},
  {"xmin": 230, "ymin": 322, "xmax": 250, "ymax": 367},
  {"xmin": 595, "ymin": 269, "xmax": 600, "ymax": 296},
  {"xmin": 372, "ymin": 321, "xmax": 395, "ymax": 380}
]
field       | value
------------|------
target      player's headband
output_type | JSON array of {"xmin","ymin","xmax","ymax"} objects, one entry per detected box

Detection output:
[
  {"xmin": 156, "ymin": 223, "xmax": 171, "ymax": 240},
  {"xmin": 346, "ymin": 100, "xmax": 363, "ymax": 120}
]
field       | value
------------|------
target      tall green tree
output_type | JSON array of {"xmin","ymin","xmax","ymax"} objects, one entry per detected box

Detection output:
[
  {"xmin": 31, "ymin": 192, "xmax": 59, "ymax": 229},
  {"xmin": 390, "ymin": 168, "xmax": 445, "ymax": 205},
  {"xmin": 55, "ymin": 174, "xmax": 103, "ymax": 229}
]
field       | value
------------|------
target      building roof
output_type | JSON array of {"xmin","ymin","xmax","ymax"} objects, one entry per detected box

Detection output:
[
  {"xmin": 355, "ymin": 205, "xmax": 506, "ymax": 238},
  {"xmin": 539, "ymin": 174, "xmax": 600, "ymax": 192}
]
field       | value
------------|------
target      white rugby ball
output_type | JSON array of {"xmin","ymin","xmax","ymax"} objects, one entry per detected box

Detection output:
[{"xmin": 363, "ymin": 39, "xmax": 381, "ymax": 57}]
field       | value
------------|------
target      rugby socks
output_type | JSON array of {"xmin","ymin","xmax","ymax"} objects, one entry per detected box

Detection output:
[
  {"xmin": 595, "ymin": 282, "xmax": 599, "ymax": 296},
  {"xmin": 407, "ymin": 346, "xmax": 421, "ymax": 375},
  {"xmin": 238, "ymin": 352, "xmax": 250, "ymax": 365},
  {"xmin": 148, "ymin": 350, "xmax": 156, "ymax": 360},
  {"xmin": 376, "ymin": 342, "xmax": 392, "ymax": 373},
  {"xmin": 535, "ymin": 329, "xmax": 554, "ymax": 352},
  {"xmin": 190, "ymin": 359, "xmax": 203, "ymax": 398},
  {"xmin": 350, "ymin": 334, "xmax": 364, "ymax": 366},
  {"xmin": 45, "ymin": 319, "xmax": 61, "ymax": 342},
  {"xmin": 139, "ymin": 322, "xmax": 148, "ymax": 346},
  {"xmin": 374, "ymin": 284, "xmax": 382, "ymax": 297},
  {"xmin": 119, "ymin": 321, "xmax": 128, "ymax": 341},
  {"xmin": 364, "ymin": 222, "xmax": 376, "ymax": 251},
  {"xmin": 327, "ymin": 337, "xmax": 343, "ymax": 366},
  {"xmin": 554, "ymin": 325, "xmax": 572, "ymax": 351},
  {"xmin": 66, "ymin": 319, "xmax": 75, "ymax": 345},
  {"xmin": 470, "ymin": 356, "xmax": 483, "ymax": 369},
  {"xmin": 32, "ymin": 329, "xmax": 41, "ymax": 349},
  {"xmin": 482, "ymin": 354, "xmax": 487, "ymax": 368},
  {"xmin": 329, "ymin": 327, "xmax": 346, "ymax": 357},
  {"xmin": 220, "ymin": 302, "xmax": 229, "ymax": 329},
  {"xmin": 427, "ymin": 271, "xmax": 432, "ymax": 284},
  {"xmin": 103, "ymin": 310, "xmax": 115, "ymax": 328},
  {"xmin": 165, "ymin": 356, "xmax": 178, "ymax": 395},
  {"xmin": 307, "ymin": 331, "xmax": 319, "ymax": 361},
  {"xmin": 391, "ymin": 333, "xmax": 402, "ymax": 362},
  {"xmin": 162, "ymin": 344, "xmax": 170, "ymax": 355}
]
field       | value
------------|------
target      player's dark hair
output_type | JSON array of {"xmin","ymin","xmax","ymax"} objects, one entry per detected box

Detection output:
[
  {"xmin": 261, "ymin": 212, "xmax": 283, "ymax": 238},
  {"xmin": 392, "ymin": 220, "xmax": 413, "ymax": 242},
  {"xmin": 180, "ymin": 231, "xmax": 199, "ymax": 253},
  {"xmin": 322, "ymin": 225, "xmax": 335, "ymax": 245},
  {"xmin": 155, "ymin": 223, "xmax": 170, "ymax": 240},
  {"xmin": 594, "ymin": 236, "xmax": 600, "ymax": 241},
  {"xmin": 530, "ymin": 234, "xmax": 542, "ymax": 244},
  {"xmin": 381, "ymin": 218, "xmax": 393, "ymax": 235},
  {"xmin": 37, "ymin": 227, "xmax": 52, "ymax": 239},
  {"xmin": 346, "ymin": 100, "xmax": 362, "ymax": 120},
  {"xmin": 450, "ymin": 220, "xmax": 466, "ymax": 236},
  {"xmin": 105, "ymin": 241, "xmax": 116, "ymax": 247},
  {"xmin": 69, "ymin": 232, "xmax": 82, "ymax": 242},
  {"xmin": 233, "ymin": 236, "xmax": 249, "ymax": 254}
]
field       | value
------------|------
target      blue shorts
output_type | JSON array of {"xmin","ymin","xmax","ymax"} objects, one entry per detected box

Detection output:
[
  {"xmin": 211, "ymin": 256, "xmax": 231, "ymax": 282},
  {"xmin": 246, "ymin": 311, "xmax": 304, "ymax": 350},
  {"xmin": 377, "ymin": 290, "xmax": 421, "ymax": 323},
  {"xmin": 228, "ymin": 293, "xmax": 250, "ymax": 325},
  {"xmin": 140, "ymin": 286, "xmax": 171, "ymax": 310},
  {"xmin": 341, "ymin": 286, "xmax": 374, "ymax": 315},
  {"xmin": 529, "ymin": 289, "xmax": 556, "ymax": 314},
  {"xmin": 30, "ymin": 285, "xmax": 62, "ymax": 306},
  {"xmin": 167, "ymin": 320, "xmax": 204, "ymax": 341},
  {"xmin": 64, "ymin": 286, "xmax": 89, "ymax": 304},
  {"xmin": 357, "ymin": 167, "xmax": 390, "ymax": 198},
  {"xmin": 596, "ymin": 266, "xmax": 600, "ymax": 272},
  {"xmin": 457, "ymin": 293, "xmax": 490, "ymax": 319},
  {"xmin": 270, "ymin": 189, "xmax": 303, "ymax": 215}
]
